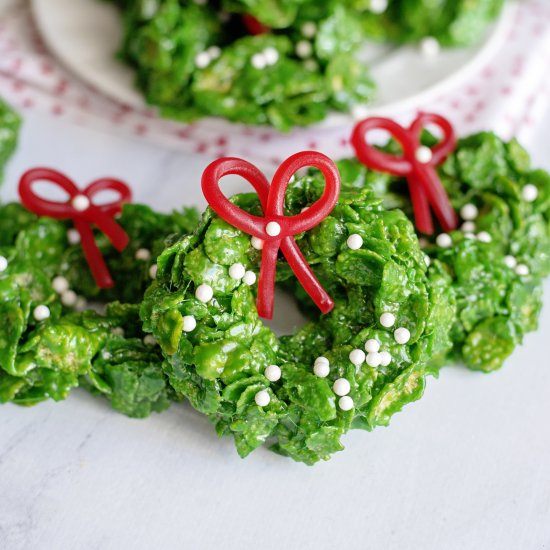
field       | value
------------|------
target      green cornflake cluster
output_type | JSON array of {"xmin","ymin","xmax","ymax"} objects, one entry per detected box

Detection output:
[
  {"xmin": 0, "ymin": 203, "xmax": 198, "ymax": 415},
  {"xmin": 111, "ymin": 0, "xmax": 504, "ymax": 130},
  {"xmin": 0, "ymin": 99, "xmax": 21, "ymax": 185}
]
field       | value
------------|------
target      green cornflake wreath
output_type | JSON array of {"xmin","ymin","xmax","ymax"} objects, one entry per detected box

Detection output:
[{"xmin": 110, "ymin": 0, "xmax": 505, "ymax": 130}]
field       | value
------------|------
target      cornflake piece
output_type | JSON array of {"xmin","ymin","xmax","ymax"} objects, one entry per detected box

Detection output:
[
  {"xmin": 346, "ymin": 234, "xmax": 363, "ymax": 250},
  {"xmin": 379, "ymin": 312, "xmax": 396, "ymax": 328},
  {"xmin": 229, "ymin": 263, "xmax": 246, "ymax": 280},
  {"xmin": 333, "ymin": 378, "xmax": 351, "ymax": 396},
  {"xmin": 394, "ymin": 327, "xmax": 411, "ymax": 344},
  {"xmin": 338, "ymin": 396, "xmax": 354, "ymax": 411},
  {"xmin": 183, "ymin": 315, "xmax": 197, "ymax": 332},
  {"xmin": 436, "ymin": 233, "xmax": 452, "ymax": 248},
  {"xmin": 364, "ymin": 338, "xmax": 380, "ymax": 353},
  {"xmin": 243, "ymin": 271, "xmax": 257, "ymax": 286},
  {"xmin": 33, "ymin": 305, "xmax": 50, "ymax": 321},
  {"xmin": 195, "ymin": 284, "xmax": 214, "ymax": 303},
  {"xmin": 349, "ymin": 349, "xmax": 366, "ymax": 366},
  {"xmin": 265, "ymin": 364, "xmax": 282, "ymax": 382},
  {"xmin": 255, "ymin": 389, "xmax": 270, "ymax": 407},
  {"xmin": 0, "ymin": 256, "xmax": 7, "ymax": 272}
]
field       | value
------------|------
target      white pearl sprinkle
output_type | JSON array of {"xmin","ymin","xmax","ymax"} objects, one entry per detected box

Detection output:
[
  {"xmin": 333, "ymin": 378, "xmax": 351, "ymax": 397},
  {"xmin": 420, "ymin": 36, "xmax": 441, "ymax": 58},
  {"xmin": 195, "ymin": 284, "xmax": 214, "ymax": 303},
  {"xmin": 255, "ymin": 389, "xmax": 270, "ymax": 407},
  {"xmin": 183, "ymin": 315, "xmax": 197, "ymax": 332},
  {"xmin": 522, "ymin": 184, "xmax": 538, "ymax": 202},
  {"xmin": 504, "ymin": 255, "xmax": 517, "ymax": 269},
  {"xmin": 516, "ymin": 264, "xmax": 530, "ymax": 276},
  {"xmin": 369, "ymin": 0, "xmax": 388, "ymax": 13},
  {"xmin": 61, "ymin": 290, "xmax": 78, "ymax": 307},
  {"xmin": 424, "ymin": 254, "xmax": 431, "ymax": 267},
  {"xmin": 415, "ymin": 146, "xmax": 433, "ymax": 164},
  {"xmin": 296, "ymin": 40, "xmax": 313, "ymax": 58},
  {"xmin": 67, "ymin": 228, "xmax": 81, "ymax": 245},
  {"xmin": 251, "ymin": 236, "xmax": 264, "ymax": 250},
  {"xmin": 366, "ymin": 351, "xmax": 382, "ymax": 368},
  {"xmin": 149, "ymin": 264, "xmax": 158, "ymax": 279},
  {"xmin": 464, "ymin": 233, "xmax": 476, "ymax": 240},
  {"xmin": 266, "ymin": 221, "xmax": 281, "ymax": 236},
  {"xmin": 436, "ymin": 233, "xmax": 453, "ymax": 248},
  {"xmin": 379, "ymin": 312, "xmax": 396, "ymax": 328},
  {"xmin": 379, "ymin": 351, "xmax": 392, "ymax": 367},
  {"xmin": 33, "ymin": 305, "xmax": 50, "ymax": 321},
  {"xmin": 301, "ymin": 21, "xmax": 317, "ymax": 38},
  {"xmin": 71, "ymin": 194, "xmax": 90, "ymax": 212},
  {"xmin": 477, "ymin": 231, "xmax": 492, "ymax": 243},
  {"xmin": 347, "ymin": 234, "xmax": 363, "ymax": 250},
  {"xmin": 0, "ymin": 256, "xmax": 8, "ymax": 272},
  {"xmin": 243, "ymin": 271, "xmax": 257, "ymax": 286},
  {"xmin": 251, "ymin": 53, "xmax": 267, "ymax": 70},
  {"xmin": 195, "ymin": 51, "xmax": 211, "ymax": 69},
  {"xmin": 143, "ymin": 335, "xmax": 157, "ymax": 346},
  {"xmin": 338, "ymin": 396, "xmax": 354, "ymax": 411},
  {"xmin": 461, "ymin": 221, "xmax": 476, "ymax": 233},
  {"xmin": 75, "ymin": 297, "xmax": 88, "ymax": 311},
  {"xmin": 313, "ymin": 357, "xmax": 330, "ymax": 378},
  {"xmin": 265, "ymin": 364, "xmax": 282, "ymax": 382},
  {"xmin": 394, "ymin": 327, "xmax": 411, "ymax": 345},
  {"xmin": 263, "ymin": 47, "xmax": 279, "ymax": 65},
  {"xmin": 460, "ymin": 203, "xmax": 479, "ymax": 221},
  {"xmin": 229, "ymin": 263, "xmax": 246, "ymax": 280},
  {"xmin": 52, "ymin": 275, "xmax": 69, "ymax": 294},
  {"xmin": 135, "ymin": 248, "xmax": 151, "ymax": 261},
  {"xmin": 364, "ymin": 338, "xmax": 380, "ymax": 353},
  {"xmin": 207, "ymin": 46, "xmax": 221, "ymax": 59},
  {"xmin": 349, "ymin": 349, "xmax": 366, "ymax": 366},
  {"xmin": 111, "ymin": 327, "xmax": 125, "ymax": 337}
]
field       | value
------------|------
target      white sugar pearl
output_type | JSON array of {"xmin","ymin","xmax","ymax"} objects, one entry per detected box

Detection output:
[
  {"xmin": 504, "ymin": 255, "xmax": 517, "ymax": 269},
  {"xmin": 460, "ymin": 203, "xmax": 478, "ymax": 221},
  {"xmin": 419, "ymin": 237, "xmax": 429, "ymax": 248},
  {"xmin": 313, "ymin": 357, "xmax": 330, "ymax": 378},
  {"xmin": 366, "ymin": 351, "xmax": 382, "ymax": 368},
  {"xmin": 61, "ymin": 290, "xmax": 77, "ymax": 307},
  {"xmin": 266, "ymin": 221, "xmax": 281, "ymax": 236},
  {"xmin": 183, "ymin": 315, "xmax": 197, "ymax": 332},
  {"xmin": 265, "ymin": 364, "xmax": 282, "ymax": 382},
  {"xmin": 195, "ymin": 51, "xmax": 211, "ymax": 69},
  {"xmin": 143, "ymin": 335, "xmax": 157, "ymax": 346},
  {"xmin": 195, "ymin": 284, "xmax": 214, "ymax": 303},
  {"xmin": 349, "ymin": 349, "xmax": 366, "ymax": 366},
  {"xmin": 369, "ymin": 0, "xmax": 388, "ymax": 13},
  {"xmin": 394, "ymin": 327, "xmax": 411, "ymax": 345},
  {"xmin": 351, "ymin": 104, "xmax": 369, "ymax": 121},
  {"xmin": 251, "ymin": 53, "xmax": 267, "ymax": 70},
  {"xmin": 424, "ymin": 254, "xmax": 431, "ymax": 267},
  {"xmin": 364, "ymin": 339, "xmax": 380, "ymax": 353},
  {"xmin": 436, "ymin": 233, "xmax": 452, "ymax": 248},
  {"xmin": 339, "ymin": 396, "xmax": 354, "ymax": 411},
  {"xmin": 229, "ymin": 263, "xmax": 246, "ymax": 280},
  {"xmin": 347, "ymin": 234, "xmax": 363, "ymax": 250},
  {"xmin": 255, "ymin": 389, "xmax": 271, "ymax": 407},
  {"xmin": 333, "ymin": 378, "xmax": 351, "ymax": 396},
  {"xmin": 75, "ymin": 297, "xmax": 88, "ymax": 311},
  {"xmin": 33, "ymin": 305, "xmax": 50, "ymax": 321},
  {"xmin": 301, "ymin": 21, "xmax": 317, "ymax": 38},
  {"xmin": 149, "ymin": 264, "xmax": 158, "ymax": 279},
  {"xmin": 243, "ymin": 271, "xmax": 257, "ymax": 286},
  {"xmin": 251, "ymin": 236, "xmax": 264, "ymax": 250},
  {"xmin": 464, "ymin": 233, "xmax": 476, "ymax": 240},
  {"xmin": 415, "ymin": 146, "xmax": 433, "ymax": 164},
  {"xmin": 522, "ymin": 184, "xmax": 538, "ymax": 202},
  {"xmin": 52, "ymin": 276, "xmax": 69, "ymax": 294},
  {"xmin": 477, "ymin": 231, "xmax": 492, "ymax": 243},
  {"xmin": 379, "ymin": 312, "xmax": 396, "ymax": 328},
  {"xmin": 135, "ymin": 248, "xmax": 151, "ymax": 261},
  {"xmin": 111, "ymin": 327, "xmax": 125, "ymax": 337},
  {"xmin": 71, "ymin": 194, "xmax": 90, "ymax": 211},
  {"xmin": 207, "ymin": 46, "xmax": 221, "ymax": 59},
  {"xmin": 461, "ymin": 221, "xmax": 476, "ymax": 233},
  {"xmin": 379, "ymin": 351, "xmax": 392, "ymax": 367},
  {"xmin": 263, "ymin": 47, "xmax": 279, "ymax": 65},
  {"xmin": 314, "ymin": 356, "xmax": 329, "ymax": 367},
  {"xmin": 0, "ymin": 256, "xmax": 8, "ymax": 272},
  {"xmin": 516, "ymin": 264, "xmax": 530, "ymax": 276},
  {"xmin": 296, "ymin": 40, "xmax": 313, "ymax": 58},
  {"xmin": 67, "ymin": 228, "xmax": 81, "ymax": 245},
  {"xmin": 420, "ymin": 36, "xmax": 441, "ymax": 58}
]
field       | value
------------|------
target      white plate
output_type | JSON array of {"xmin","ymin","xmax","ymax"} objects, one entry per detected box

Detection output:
[{"xmin": 31, "ymin": 0, "xmax": 515, "ymax": 125}]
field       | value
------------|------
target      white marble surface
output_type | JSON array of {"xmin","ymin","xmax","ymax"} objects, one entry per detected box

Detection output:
[{"xmin": 1, "ymin": 110, "xmax": 550, "ymax": 550}]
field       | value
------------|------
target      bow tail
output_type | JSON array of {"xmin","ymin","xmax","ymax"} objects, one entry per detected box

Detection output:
[
  {"xmin": 92, "ymin": 211, "xmax": 130, "ymax": 251},
  {"xmin": 420, "ymin": 167, "xmax": 458, "ymax": 233},
  {"xmin": 256, "ymin": 241, "xmax": 279, "ymax": 320},
  {"xmin": 408, "ymin": 177, "xmax": 434, "ymax": 235},
  {"xmin": 73, "ymin": 220, "xmax": 115, "ymax": 289},
  {"xmin": 280, "ymin": 237, "xmax": 334, "ymax": 315}
]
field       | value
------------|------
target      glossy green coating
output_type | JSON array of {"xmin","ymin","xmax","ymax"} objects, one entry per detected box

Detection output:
[{"xmin": 0, "ymin": 99, "xmax": 20, "ymax": 185}]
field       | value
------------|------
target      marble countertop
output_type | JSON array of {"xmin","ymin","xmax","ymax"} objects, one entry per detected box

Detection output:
[{"xmin": 1, "ymin": 110, "xmax": 550, "ymax": 550}]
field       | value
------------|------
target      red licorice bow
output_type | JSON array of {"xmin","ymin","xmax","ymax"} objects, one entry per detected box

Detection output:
[
  {"xmin": 19, "ymin": 168, "xmax": 132, "ymax": 289},
  {"xmin": 202, "ymin": 152, "xmax": 341, "ymax": 320},
  {"xmin": 351, "ymin": 112, "xmax": 458, "ymax": 235}
]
